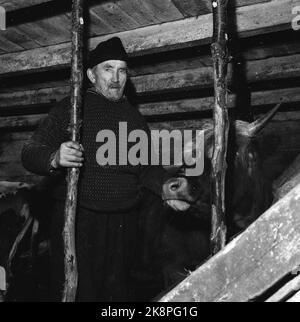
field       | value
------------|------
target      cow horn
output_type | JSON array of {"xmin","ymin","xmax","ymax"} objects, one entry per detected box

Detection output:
[{"xmin": 236, "ymin": 100, "xmax": 283, "ymax": 137}]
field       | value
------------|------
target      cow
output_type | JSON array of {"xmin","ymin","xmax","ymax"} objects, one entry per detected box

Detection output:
[
  {"xmin": 135, "ymin": 102, "xmax": 282, "ymax": 297},
  {"xmin": 0, "ymin": 181, "xmax": 51, "ymax": 301},
  {"xmin": 0, "ymin": 181, "xmax": 32, "ymax": 301}
]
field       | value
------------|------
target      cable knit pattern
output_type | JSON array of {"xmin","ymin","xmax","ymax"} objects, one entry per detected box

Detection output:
[{"xmin": 22, "ymin": 89, "xmax": 168, "ymax": 212}]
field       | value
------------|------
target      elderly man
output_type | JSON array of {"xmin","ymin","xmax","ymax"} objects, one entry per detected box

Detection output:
[{"xmin": 22, "ymin": 37, "xmax": 169, "ymax": 301}]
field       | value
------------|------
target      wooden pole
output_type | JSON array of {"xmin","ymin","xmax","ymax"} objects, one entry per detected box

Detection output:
[
  {"xmin": 62, "ymin": 0, "xmax": 84, "ymax": 302},
  {"xmin": 210, "ymin": 0, "xmax": 229, "ymax": 254}
]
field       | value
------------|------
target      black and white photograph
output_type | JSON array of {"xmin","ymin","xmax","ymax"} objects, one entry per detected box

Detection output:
[{"xmin": 0, "ymin": 0, "xmax": 300, "ymax": 306}]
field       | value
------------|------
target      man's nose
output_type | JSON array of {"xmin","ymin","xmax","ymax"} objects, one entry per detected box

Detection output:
[{"xmin": 112, "ymin": 71, "xmax": 119, "ymax": 83}]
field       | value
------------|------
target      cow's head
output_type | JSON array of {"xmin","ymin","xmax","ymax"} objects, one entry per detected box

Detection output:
[{"xmin": 162, "ymin": 102, "xmax": 282, "ymax": 223}]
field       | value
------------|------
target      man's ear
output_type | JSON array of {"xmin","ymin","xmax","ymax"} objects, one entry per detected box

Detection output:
[{"xmin": 87, "ymin": 68, "xmax": 95, "ymax": 84}]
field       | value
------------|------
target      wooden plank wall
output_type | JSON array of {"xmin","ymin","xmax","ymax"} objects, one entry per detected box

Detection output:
[
  {"xmin": 1, "ymin": 89, "xmax": 300, "ymax": 183},
  {"xmin": 0, "ymin": 0, "xmax": 290, "ymax": 75},
  {"xmin": 0, "ymin": 0, "xmax": 299, "ymax": 185},
  {"xmin": 1, "ymin": 108, "xmax": 299, "ymax": 184}
]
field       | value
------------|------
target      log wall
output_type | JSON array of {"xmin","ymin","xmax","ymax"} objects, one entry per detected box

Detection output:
[
  {"xmin": 0, "ymin": 108, "xmax": 299, "ymax": 184},
  {"xmin": 0, "ymin": 0, "xmax": 299, "ymax": 186}
]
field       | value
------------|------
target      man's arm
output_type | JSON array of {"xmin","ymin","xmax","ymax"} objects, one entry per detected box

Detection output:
[{"xmin": 21, "ymin": 98, "xmax": 70, "ymax": 176}]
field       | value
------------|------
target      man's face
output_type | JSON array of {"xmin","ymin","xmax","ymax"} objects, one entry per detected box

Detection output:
[{"xmin": 88, "ymin": 60, "xmax": 128, "ymax": 101}]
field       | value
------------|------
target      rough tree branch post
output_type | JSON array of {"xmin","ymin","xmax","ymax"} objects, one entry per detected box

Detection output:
[
  {"xmin": 210, "ymin": 0, "xmax": 229, "ymax": 254},
  {"xmin": 62, "ymin": 0, "xmax": 84, "ymax": 302}
]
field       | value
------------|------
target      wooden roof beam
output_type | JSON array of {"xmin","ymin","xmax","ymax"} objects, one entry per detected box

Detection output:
[
  {"xmin": 2, "ymin": 86, "xmax": 300, "ymax": 114},
  {"xmin": 0, "ymin": 0, "xmax": 52, "ymax": 12},
  {"xmin": 0, "ymin": 0, "xmax": 294, "ymax": 76},
  {"xmin": 0, "ymin": 0, "xmax": 271, "ymax": 13},
  {"xmin": 1, "ymin": 53, "xmax": 300, "ymax": 108},
  {"xmin": 133, "ymin": 53, "xmax": 300, "ymax": 94},
  {"xmin": 1, "ymin": 109, "xmax": 300, "ymax": 131},
  {"xmin": 1, "ymin": 87, "xmax": 300, "ymax": 123},
  {"xmin": 1, "ymin": 52, "xmax": 300, "ymax": 101}
]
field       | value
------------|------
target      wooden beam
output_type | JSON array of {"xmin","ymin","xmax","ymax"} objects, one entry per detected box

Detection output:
[
  {"xmin": 159, "ymin": 182, "xmax": 300, "ymax": 302},
  {"xmin": 132, "ymin": 54, "xmax": 300, "ymax": 95},
  {"xmin": 139, "ymin": 88, "xmax": 300, "ymax": 115},
  {"xmin": 0, "ymin": 114, "xmax": 45, "ymax": 128},
  {"xmin": 1, "ymin": 86, "xmax": 300, "ymax": 116},
  {"xmin": 2, "ymin": 110, "xmax": 300, "ymax": 136},
  {"xmin": 0, "ymin": 0, "xmax": 271, "ymax": 13},
  {"xmin": 0, "ymin": 0, "xmax": 293, "ymax": 75},
  {"xmin": 0, "ymin": 0, "xmax": 52, "ymax": 12},
  {"xmin": 266, "ymin": 274, "xmax": 300, "ymax": 302},
  {"xmin": 171, "ymin": 0, "xmax": 212, "ymax": 16},
  {"xmin": 0, "ymin": 86, "xmax": 69, "ymax": 108},
  {"xmin": 286, "ymin": 290, "xmax": 300, "ymax": 302},
  {"xmin": 2, "ymin": 33, "xmax": 300, "ymax": 84},
  {"xmin": 233, "ymin": 0, "xmax": 271, "ymax": 7}
]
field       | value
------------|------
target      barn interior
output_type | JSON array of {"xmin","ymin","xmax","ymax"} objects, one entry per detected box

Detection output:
[{"xmin": 0, "ymin": 0, "xmax": 300, "ymax": 302}]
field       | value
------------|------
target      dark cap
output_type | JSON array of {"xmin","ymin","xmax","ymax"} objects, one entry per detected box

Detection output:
[{"xmin": 88, "ymin": 37, "xmax": 128, "ymax": 68}]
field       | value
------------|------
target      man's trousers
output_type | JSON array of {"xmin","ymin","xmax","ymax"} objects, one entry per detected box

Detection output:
[{"xmin": 50, "ymin": 200, "xmax": 139, "ymax": 302}]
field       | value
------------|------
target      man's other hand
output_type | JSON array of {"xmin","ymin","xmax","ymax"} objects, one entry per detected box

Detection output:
[{"xmin": 51, "ymin": 141, "xmax": 84, "ymax": 168}]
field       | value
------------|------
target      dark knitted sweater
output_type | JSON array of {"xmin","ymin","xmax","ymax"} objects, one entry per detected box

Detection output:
[{"xmin": 22, "ymin": 89, "xmax": 168, "ymax": 212}]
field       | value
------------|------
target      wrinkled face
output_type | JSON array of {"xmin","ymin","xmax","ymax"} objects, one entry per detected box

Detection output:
[{"xmin": 87, "ymin": 60, "xmax": 128, "ymax": 101}]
